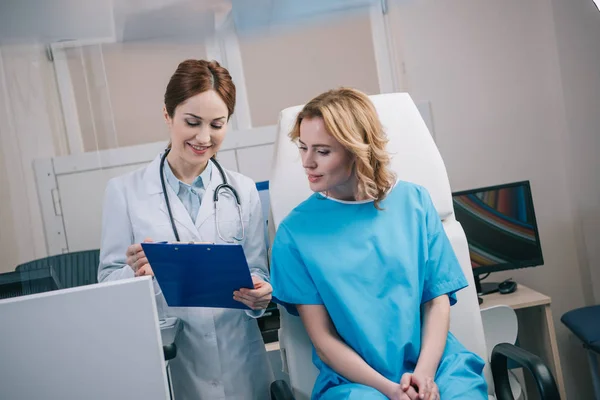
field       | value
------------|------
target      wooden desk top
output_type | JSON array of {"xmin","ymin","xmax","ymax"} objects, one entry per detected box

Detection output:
[{"xmin": 479, "ymin": 283, "xmax": 551, "ymax": 310}]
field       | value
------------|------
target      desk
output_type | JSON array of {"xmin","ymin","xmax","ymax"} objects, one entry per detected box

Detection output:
[{"xmin": 480, "ymin": 284, "xmax": 566, "ymax": 399}]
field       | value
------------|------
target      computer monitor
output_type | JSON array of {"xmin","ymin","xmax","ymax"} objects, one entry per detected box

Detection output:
[
  {"xmin": 452, "ymin": 180, "xmax": 544, "ymax": 295},
  {"xmin": 0, "ymin": 277, "xmax": 170, "ymax": 400},
  {"xmin": 0, "ymin": 267, "xmax": 62, "ymax": 300}
]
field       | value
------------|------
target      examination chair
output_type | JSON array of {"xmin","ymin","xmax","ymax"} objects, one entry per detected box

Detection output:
[{"xmin": 267, "ymin": 93, "xmax": 561, "ymax": 400}]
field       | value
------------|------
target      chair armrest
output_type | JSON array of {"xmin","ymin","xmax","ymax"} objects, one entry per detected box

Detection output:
[
  {"xmin": 491, "ymin": 343, "xmax": 560, "ymax": 400},
  {"xmin": 270, "ymin": 380, "xmax": 294, "ymax": 400},
  {"xmin": 163, "ymin": 343, "xmax": 177, "ymax": 361}
]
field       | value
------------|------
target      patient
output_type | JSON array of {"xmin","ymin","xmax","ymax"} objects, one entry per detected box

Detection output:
[{"xmin": 270, "ymin": 88, "xmax": 488, "ymax": 400}]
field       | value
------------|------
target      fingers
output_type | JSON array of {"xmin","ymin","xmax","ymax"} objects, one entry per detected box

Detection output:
[
  {"xmin": 240, "ymin": 278, "xmax": 273, "ymax": 297},
  {"xmin": 133, "ymin": 257, "xmax": 149, "ymax": 273},
  {"xmin": 237, "ymin": 278, "xmax": 273, "ymax": 308},
  {"xmin": 126, "ymin": 243, "xmax": 143, "ymax": 257},
  {"xmin": 233, "ymin": 291, "xmax": 271, "ymax": 310},
  {"xmin": 415, "ymin": 377, "xmax": 437, "ymax": 400},
  {"xmin": 400, "ymin": 373, "xmax": 412, "ymax": 391},
  {"xmin": 241, "ymin": 287, "xmax": 272, "ymax": 300},
  {"xmin": 127, "ymin": 250, "xmax": 146, "ymax": 271},
  {"xmin": 232, "ymin": 294, "xmax": 270, "ymax": 310},
  {"xmin": 126, "ymin": 239, "xmax": 153, "ymax": 272},
  {"xmin": 425, "ymin": 379, "xmax": 439, "ymax": 400},
  {"xmin": 408, "ymin": 374, "xmax": 427, "ymax": 400},
  {"xmin": 404, "ymin": 386, "xmax": 420, "ymax": 400},
  {"xmin": 135, "ymin": 264, "xmax": 154, "ymax": 277}
]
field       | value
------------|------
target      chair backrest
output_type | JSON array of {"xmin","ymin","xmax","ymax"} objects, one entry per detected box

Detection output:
[
  {"xmin": 269, "ymin": 92, "xmax": 492, "ymax": 399},
  {"xmin": 480, "ymin": 305, "xmax": 519, "ymax": 361},
  {"xmin": 15, "ymin": 250, "xmax": 100, "ymax": 289}
]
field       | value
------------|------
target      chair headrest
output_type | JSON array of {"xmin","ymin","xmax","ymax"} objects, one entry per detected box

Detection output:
[{"xmin": 269, "ymin": 92, "xmax": 454, "ymax": 228}]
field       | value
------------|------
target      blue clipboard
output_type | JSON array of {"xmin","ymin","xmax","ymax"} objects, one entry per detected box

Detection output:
[{"xmin": 141, "ymin": 242, "xmax": 254, "ymax": 310}]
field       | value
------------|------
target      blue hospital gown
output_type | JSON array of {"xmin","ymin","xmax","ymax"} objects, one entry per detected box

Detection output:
[{"xmin": 270, "ymin": 181, "xmax": 488, "ymax": 399}]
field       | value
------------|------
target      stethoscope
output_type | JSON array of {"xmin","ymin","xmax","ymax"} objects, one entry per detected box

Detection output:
[{"xmin": 159, "ymin": 148, "xmax": 245, "ymax": 243}]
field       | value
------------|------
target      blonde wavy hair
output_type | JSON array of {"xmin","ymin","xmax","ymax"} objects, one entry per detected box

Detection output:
[{"xmin": 289, "ymin": 87, "xmax": 396, "ymax": 209}]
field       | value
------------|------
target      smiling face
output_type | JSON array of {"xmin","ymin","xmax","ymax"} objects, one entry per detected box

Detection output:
[
  {"xmin": 298, "ymin": 116, "xmax": 356, "ymax": 200},
  {"xmin": 164, "ymin": 89, "xmax": 229, "ymax": 178}
]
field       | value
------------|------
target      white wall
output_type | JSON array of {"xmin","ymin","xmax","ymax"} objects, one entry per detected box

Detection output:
[
  {"xmin": 550, "ymin": 0, "xmax": 600, "ymax": 304},
  {"xmin": 0, "ymin": 44, "xmax": 65, "ymax": 273},
  {"xmin": 238, "ymin": 10, "xmax": 380, "ymax": 127},
  {"xmin": 65, "ymin": 41, "xmax": 209, "ymax": 151},
  {"xmin": 388, "ymin": 1, "xmax": 595, "ymax": 398}
]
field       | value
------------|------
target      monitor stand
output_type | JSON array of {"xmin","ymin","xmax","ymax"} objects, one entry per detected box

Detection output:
[{"xmin": 474, "ymin": 275, "xmax": 502, "ymax": 305}]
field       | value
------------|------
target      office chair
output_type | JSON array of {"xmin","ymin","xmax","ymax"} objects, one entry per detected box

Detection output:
[
  {"xmin": 481, "ymin": 305, "xmax": 523, "ymax": 400},
  {"xmin": 15, "ymin": 249, "xmax": 100, "ymax": 289},
  {"xmin": 561, "ymin": 305, "xmax": 600, "ymax": 399},
  {"xmin": 267, "ymin": 93, "xmax": 560, "ymax": 400}
]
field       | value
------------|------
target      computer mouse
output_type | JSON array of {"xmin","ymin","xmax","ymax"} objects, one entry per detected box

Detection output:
[{"xmin": 498, "ymin": 280, "xmax": 517, "ymax": 294}]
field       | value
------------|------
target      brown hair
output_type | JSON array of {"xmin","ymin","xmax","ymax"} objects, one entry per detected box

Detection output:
[
  {"xmin": 289, "ymin": 87, "xmax": 396, "ymax": 209},
  {"xmin": 164, "ymin": 59, "xmax": 236, "ymax": 119}
]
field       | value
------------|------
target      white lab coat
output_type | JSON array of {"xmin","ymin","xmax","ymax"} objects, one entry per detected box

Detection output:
[{"xmin": 98, "ymin": 154, "xmax": 274, "ymax": 400}]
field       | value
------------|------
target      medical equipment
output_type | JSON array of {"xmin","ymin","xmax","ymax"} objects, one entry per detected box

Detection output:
[
  {"xmin": 160, "ymin": 148, "xmax": 245, "ymax": 243},
  {"xmin": 0, "ymin": 277, "xmax": 171, "ymax": 400}
]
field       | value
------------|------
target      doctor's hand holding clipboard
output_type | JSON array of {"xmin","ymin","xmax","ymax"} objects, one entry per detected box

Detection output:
[
  {"xmin": 97, "ymin": 59, "xmax": 274, "ymax": 400},
  {"xmin": 125, "ymin": 239, "xmax": 273, "ymax": 310}
]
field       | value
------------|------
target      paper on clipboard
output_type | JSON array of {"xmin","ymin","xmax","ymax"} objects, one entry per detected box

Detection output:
[{"xmin": 141, "ymin": 242, "xmax": 254, "ymax": 310}]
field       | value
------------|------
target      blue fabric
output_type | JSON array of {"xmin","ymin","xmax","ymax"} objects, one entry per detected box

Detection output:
[
  {"xmin": 164, "ymin": 160, "xmax": 212, "ymax": 224},
  {"xmin": 270, "ymin": 181, "xmax": 488, "ymax": 399}
]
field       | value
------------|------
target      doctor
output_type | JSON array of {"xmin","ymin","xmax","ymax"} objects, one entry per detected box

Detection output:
[{"xmin": 98, "ymin": 59, "xmax": 274, "ymax": 399}]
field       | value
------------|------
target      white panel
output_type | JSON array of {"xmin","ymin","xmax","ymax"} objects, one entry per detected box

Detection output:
[
  {"xmin": 416, "ymin": 100, "xmax": 435, "ymax": 141},
  {"xmin": 119, "ymin": 2, "xmax": 214, "ymax": 43},
  {"xmin": 57, "ymin": 164, "xmax": 144, "ymax": 252},
  {"xmin": 220, "ymin": 125, "xmax": 276, "ymax": 151},
  {"xmin": 52, "ymin": 140, "xmax": 166, "ymax": 175},
  {"xmin": 369, "ymin": 2, "xmax": 402, "ymax": 93},
  {"xmin": 217, "ymin": 11, "xmax": 252, "ymax": 130},
  {"xmin": 215, "ymin": 149, "xmax": 238, "ymax": 172},
  {"xmin": 0, "ymin": 44, "xmax": 60, "ymax": 264},
  {"xmin": 0, "ymin": 277, "xmax": 169, "ymax": 400},
  {"xmin": 33, "ymin": 158, "xmax": 68, "ymax": 256},
  {"xmin": 0, "ymin": 0, "xmax": 115, "ymax": 43},
  {"xmin": 236, "ymin": 144, "xmax": 274, "ymax": 183},
  {"xmin": 51, "ymin": 45, "xmax": 85, "ymax": 154}
]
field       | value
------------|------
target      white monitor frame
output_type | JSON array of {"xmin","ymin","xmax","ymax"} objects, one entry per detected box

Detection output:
[{"xmin": 0, "ymin": 277, "xmax": 169, "ymax": 400}]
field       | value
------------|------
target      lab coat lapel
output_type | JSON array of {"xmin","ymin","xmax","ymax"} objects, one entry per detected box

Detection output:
[
  {"xmin": 159, "ymin": 187, "xmax": 201, "ymax": 241},
  {"xmin": 144, "ymin": 153, "xmax": 201, "ymax": 241},
  {"xmin": 195, "ymin": 160, "xmax": 222, "ymax": 230}
]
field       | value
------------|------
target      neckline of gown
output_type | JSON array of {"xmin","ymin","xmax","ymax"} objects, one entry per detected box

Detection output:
[
  {"xmin": 317, "ymin": 192, "xmax": 374, "ymax": 205},
  {"xmin": 317, "ymin": 179, "xmax": 400, "ymax": 205}
]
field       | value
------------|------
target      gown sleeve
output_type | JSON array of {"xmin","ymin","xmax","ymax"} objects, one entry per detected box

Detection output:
[
  {"xmin": 270, "ymin": 222, "xmax": 323, "ymax": 316},
  {"xmin": 420, "ymin": 186, "xmax": 469, "ymax": 306}
]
